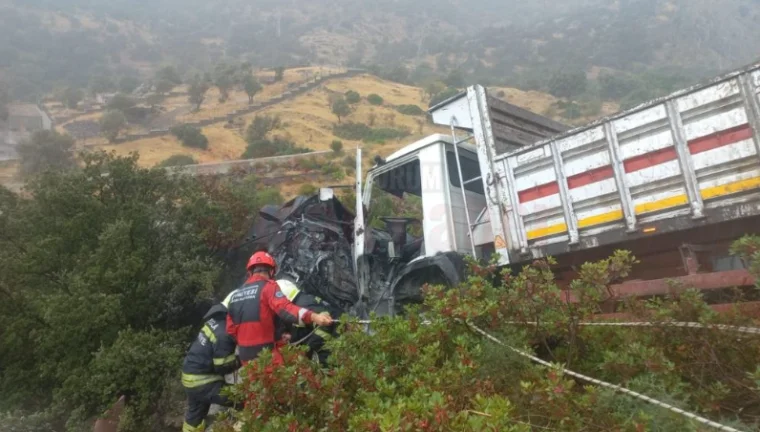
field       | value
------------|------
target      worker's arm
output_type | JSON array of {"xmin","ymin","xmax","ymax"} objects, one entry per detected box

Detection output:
[
  {"xmin": 263, "ymin": 281, "xmax": 321, "ymax": 326},
  {"xmin": 225, "ymin": 312, "xmax": 238, "ymax": 341},
  {"xmin": 211, "ymin": 318, "xmax": 240, "ymax": 375}
]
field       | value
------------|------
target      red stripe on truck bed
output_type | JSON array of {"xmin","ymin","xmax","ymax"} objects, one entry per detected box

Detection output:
[
  {"xmin": 516, "ymin": 123, "xmax": 753, "ymax": 204},
  {"xmin": 687, "ymin": 123, "xmax": 753, "ymax": 155}
]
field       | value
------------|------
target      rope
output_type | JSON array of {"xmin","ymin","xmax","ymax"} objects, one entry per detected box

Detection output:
[
  {"xmin": 506, "ymin": 321, "xmax": 760, "ymax": 335},
  {"xmin": 465, "ymin": 322, "xmax": 746, "ymax": 432}
]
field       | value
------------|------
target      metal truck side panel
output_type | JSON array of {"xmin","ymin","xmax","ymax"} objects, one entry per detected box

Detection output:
[{"xmin": 477, "ymin": 62, "xmax": 760, "ymax": 262}]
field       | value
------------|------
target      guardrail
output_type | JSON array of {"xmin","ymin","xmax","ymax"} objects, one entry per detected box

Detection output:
[{"xmin": 165, "ymin": 150, "xmax": 332, "ymax": 176}]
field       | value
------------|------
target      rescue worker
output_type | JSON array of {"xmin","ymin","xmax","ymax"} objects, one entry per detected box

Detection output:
[
  {"xmin": 181, "ymin": 303, "xmax": 240, "ymax": 432},
  {"xmin": 224, "ymin": 251, "xmax": 333, "ymax": 365},
  {"xmin": 276, "ymin": 278, "xmax": 341, "ymax": 367}
]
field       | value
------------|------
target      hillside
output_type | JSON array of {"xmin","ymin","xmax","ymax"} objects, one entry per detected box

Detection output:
[
  {"xmin": 0, "ymin": 67, "xmax": 626, "ymax": 198},
  {"xmin": 2, "ymin": 0, "xmax": 760, "ymax": 103}
]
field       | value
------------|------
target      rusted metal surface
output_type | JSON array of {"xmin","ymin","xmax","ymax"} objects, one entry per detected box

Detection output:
[
  {"xmin": 92, "ymin": 395, "xmax": 125, "ymax": 432},
  {"xmin": 560, "ymin": 268, "xmax": 756, "ymax": 306},
  {"xmin": 596, "ymin": 301, "xmax": 760, "ymax": 320},
  {"xmin": 609, "ymin": 269, "xmax": 755, "ymax": 298}
]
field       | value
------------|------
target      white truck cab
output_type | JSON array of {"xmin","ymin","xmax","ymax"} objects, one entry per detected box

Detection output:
[{"xmin": 361, "ymin": 134, "xmax": 493, "ymax": 262}]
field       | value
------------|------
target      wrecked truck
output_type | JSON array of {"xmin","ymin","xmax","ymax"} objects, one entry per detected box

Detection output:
[
  {"xmin": 252, "ymin": 59, "xmax": 760, "ymax": 318},
  {"xmin": 249, "ymin": 142, "xmax": 473, "ymax": 318}
]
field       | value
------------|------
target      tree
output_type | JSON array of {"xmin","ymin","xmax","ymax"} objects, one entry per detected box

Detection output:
[
  {"xmin": 243, "ymin": 74, "xmax": 262, "ymax": 104},
  {"xmin": 214, "ymin": 64, "xmax": 236, "ymax": 103},
  {"xmin": 158, "ymin": 154, "xmax": 197, "ymax": 167},
  {"xmin": 367, "ymin": 94, "xmax": 384, "ymax": 106},
  {"xmin": 118, "ymin": 76, "xmax": 141, "ymax": 94},
  {"xmin": 100, "ymin": 110, "xmax": 127, "ymax": 142},
  {"xmin": 246, "ymin": 115, "xmax": 282, "ymax": 142},
  {"xmin": 154, "ymin": 65, "xmax": 182, "ymax": 95},
  {"xmin": 331, "ymin": 98, "xmax": 351, "ymax": 123},
  {"xmin": 16, "ymin": 130, "xmax": 77, "ymax": 177},
  {"xmin": 274, "ymin": 66, "xmax": 285, "ymax": 82},
  {"xmin": 171, "ymin": 125, "xmax": 209, "ymax": 150},
  {"xmin": 444, "ymin": 69, "xmax": 465, "ymax": 88},
  {"xmin": 106, "ymin": 93, "xmax": 136, "ymax": 111},
  {"xmin": 155, "ymin": 65, "xmax": 182, "ymax": 86},
  {"xmin": 188, "ymin": 76, "xmax": 211, "ymax": 111},
  {"xmin": 330, "ymin": 140, "xmax": 344, "ymax": 155},
  {"xmin": 61, "ymin": 87, "xmax": 84, "ymax": 109},
  {"xmin": 345, "ymin": 90, "xmax": 361, "ymax": 104},
  {"xmin": 548, "ymin": 70, "xmax": 588, "ymax": 99},
  {"xmin": 0, "ymin": 152, "xmax": 225, "ymax": 431}
]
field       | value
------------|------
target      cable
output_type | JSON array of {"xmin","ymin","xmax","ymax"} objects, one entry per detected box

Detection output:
[
  {"xmin": 505, "ymin": 321, "xmax": 760, "ymax": 336},
  {"xmin": 465, "ymin": 322, "xmax": 746, "ymax": 432}
]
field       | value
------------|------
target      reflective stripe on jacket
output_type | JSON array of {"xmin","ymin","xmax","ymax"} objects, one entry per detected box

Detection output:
[{"xmin": 181, "ymin": 305, "xmax": 239, "ymax": 388}]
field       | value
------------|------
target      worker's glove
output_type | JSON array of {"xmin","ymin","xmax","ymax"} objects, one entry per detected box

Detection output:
[{"xmin": 311, "ymin": 312, "xmax": 333, "ymax": 327}]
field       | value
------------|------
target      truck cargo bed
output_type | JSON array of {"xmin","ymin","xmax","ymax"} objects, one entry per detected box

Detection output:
[{"xmin": 433, "ymin": 61, "xmax": 760, "ymax": 266}]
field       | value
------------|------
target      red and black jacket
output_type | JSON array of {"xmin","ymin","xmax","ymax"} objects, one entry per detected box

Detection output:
[{"xmin": 224, "ymin": 274, "xmax": 314, "ymax": 363}]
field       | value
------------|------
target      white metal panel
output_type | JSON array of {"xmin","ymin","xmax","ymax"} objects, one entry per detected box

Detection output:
[
  {"xmin": 626, "ymin": 160, "xmax": 682, "ymax": 188},
  {"xmin": 430, "ymin": 95, "xmax": 473, "ymax": 129},
  {"xmin": 698, "ymin": 167, "xmax": 760, "ymax": 192},
  {"xmin": 562, "ymin": 147, "xmax": 610, "ymax": 177},
  {"xmin": 418, "ymin": 146, "xmax": 456, "ymax": 257},
  {"xmin": 691, "ymin": 139, "xmax": 757, "ymax": 172},
  {"xmin": 752, "ymin": 70, "xmax": 760, "ymax": 88},
  {"xmin": 568, "ymin": 178, "xmax": 618, "ymax": 203},
  {"xmin": 676, "ymin": 80, "xmax": 740, "ymax": 113},
  {"xmin": 614, "ymin": 104, "xmax": 667, "ymax": 134},
  {"xmin": 557, "ymin": 126, "xmax": 605, "ymax": 153},
  {"xmin": 618, "ymin": 128, "xmax": 673, "ymax": 160},
  {"xmin": 631, "ymin": 187, "xmax": 687, "ymax": 210},
  {"xmin": 512, "ymin": 165, "xmax": 556, "ymax": 192},
  {"xmin": 519, "ymin": 194, "xmax": 562, "ymax": 217},
  {"xmin": 681, "ymin": 107, "xmax": 748, "ymax": 141}
]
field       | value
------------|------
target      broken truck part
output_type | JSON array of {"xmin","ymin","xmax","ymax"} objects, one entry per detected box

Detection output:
[{"xmin": 255, "ymin": 60, "xmax": 760, "ymax": 317}]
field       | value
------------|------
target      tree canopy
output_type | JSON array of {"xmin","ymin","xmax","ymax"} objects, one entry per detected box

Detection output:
[
  {"xmin": 16, "ymin": 130, "xmax": 77, "ymax": 177},
  {"xmin": 0, "ymin": 151, "xmax": 283, "ymax": 431}
]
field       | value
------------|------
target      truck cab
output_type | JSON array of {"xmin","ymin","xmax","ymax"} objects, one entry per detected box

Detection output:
[
  {"xmin": 352, "ymin": 134, "xmax": 495, "ymax": 315},
  {"xmin": 361, "ymin": 133, "xmax": 492, "ymax": 262}
]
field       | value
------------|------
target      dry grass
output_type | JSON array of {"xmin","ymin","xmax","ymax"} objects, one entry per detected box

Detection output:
[
  {"xmin": 325, "ymin": 74, "xmax": 426, "ymax": 107},
  {"xmin": 96, "ymin": 124, "xmax": 248, "ymax": 167},
  {"xmin": 0, "ymin": 161, "xmax": 19, "ymax": 183}
]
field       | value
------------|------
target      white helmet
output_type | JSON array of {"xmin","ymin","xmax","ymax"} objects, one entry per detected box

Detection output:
[{"xmin": 276, "ymin": 279, "xmax": 301, "ymax": 302}]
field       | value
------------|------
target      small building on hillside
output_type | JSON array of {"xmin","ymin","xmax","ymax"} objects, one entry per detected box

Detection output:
[
  {"xmin": 1, "ymin": 104, "xmax": 53, "ymax": 161},
  {"xmin": 7, "ymin": 104, "xmax": 52, "ymax": 133}
]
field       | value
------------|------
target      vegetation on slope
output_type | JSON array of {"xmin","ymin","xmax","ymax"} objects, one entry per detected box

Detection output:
[{"xmin": 216, "ymin": 250, "xmax": 760, "ymax": 431}]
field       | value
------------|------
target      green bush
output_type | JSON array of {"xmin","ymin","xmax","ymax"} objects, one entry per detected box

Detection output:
[
  {"xmin": 367, "ymin": 93, "xmax": 384, "ymax": 105},
  {"xmin": 342, "ymin": 154, "xmax": 356, "ymax": 170},
  {"xmin": 246, "ymin": 115, "xmax": 282, "ymax": 142},
  {"xmin": 345, "ymin": 90, "xmax": 361, "ymax": 104},
  {"xmin": 158, "ymin": 154, "xmax": 197, "ymax": 167},
  {"xmin": 330, "ymin": 140, "xmax": 344, "ymax": 155},
  {"xmin": 241, "ymin": 138, "xmax": 312, "ymax": 159},
  {"xmin": 297, "ymin": 184, "xmax": 318, "ymax": 196},
  {"xmin": 395, "ymin": 104, "xmax": 425, "ymax": 116},
  {"xmin": 171, "ymin": 125, "xmax": 209, "ymax": 149},
  {"xmin": 212, "ymin": 243, "xmax": 760, "ymax": 432}
]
